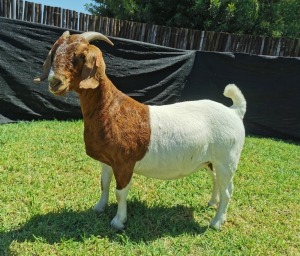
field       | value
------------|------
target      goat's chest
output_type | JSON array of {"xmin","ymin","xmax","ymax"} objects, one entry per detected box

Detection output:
[
  {"xmin": 83, "ymin": 116, "xmax": 150, "ymax": 165},
  {"xmin": 83, "ymin": 126, "xmax": 111, "ymax": 163},
  {"xmin": 83, "ymin": 131, "xmax": 100, "ymax": 159}
]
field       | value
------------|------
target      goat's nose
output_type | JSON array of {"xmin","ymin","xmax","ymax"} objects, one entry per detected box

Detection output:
[{"xmin": 48, "ymin": 68, "xmax": 61, "ymax": 87}]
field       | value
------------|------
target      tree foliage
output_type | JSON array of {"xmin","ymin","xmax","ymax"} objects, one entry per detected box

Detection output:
[{"xmin": 85, "ymin": 0, "xmax": 300, "ymax": 38}]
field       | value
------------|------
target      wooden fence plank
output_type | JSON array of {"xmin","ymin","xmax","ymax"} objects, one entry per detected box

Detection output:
[
  {"xmin": 10, "ymin": 0, "xmax": 15, "ymax": 18},
  {"xmin": 4, "ymin": 0, "xmax": 8, "ymax": 17},
  {"xmin": 60, "ymin": 8, "xmax": 64, "ymax": 28},
  {"xmin": 289, "ymin": 39, "xmax": 296, "ymax": 57},
  {"xmin": 294, "ymin": 39, "xmax": 300, "ymax": 57},
  {"xmin": 34, "ymin": 3, "xmax": 40, "ymax": 23},
  {"xmin": 67, "ymin": 10, "xmax": 72, "ymax": 29},
  {"xmin": 16, "ymin": 0, "xmax": 23, "ymax": 20},
  {"xmin": 23, "ymin": 0, "xmax": 27, "ymax": 20},
  {"xmin": 79, "ymin": 13, "xmax": 84, "ymax": 31},
  {"xmin": 0, "ymin": 0, "xmax": 298, "ymax": 57},
  {"xmin": 0, "ymin": 0, "xmax": 2, "ymax": 17}
]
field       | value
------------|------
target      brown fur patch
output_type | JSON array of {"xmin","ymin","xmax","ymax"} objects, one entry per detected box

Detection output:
[
  {"xmin": 80, "ymin": 79, "xmax": 151, "ymax": 190},
  {"xmin": 47, "ymin": 34, "xmax": 151, "ymax": 190}
]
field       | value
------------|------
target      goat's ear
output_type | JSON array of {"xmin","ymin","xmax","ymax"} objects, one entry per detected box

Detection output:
[{"xmin": 79, "ymin": 45, "xmax": 102, "ymax": 89}]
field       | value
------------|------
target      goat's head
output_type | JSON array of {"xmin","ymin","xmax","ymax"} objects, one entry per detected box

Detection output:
[{"xmin": 34, "ymin": 31, "xmax": 113, "ymax": 95}]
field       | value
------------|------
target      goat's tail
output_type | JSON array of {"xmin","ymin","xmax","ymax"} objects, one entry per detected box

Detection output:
[{"xmin": 223, "ymin": 84, "xmax": 246, "ymax": 119}]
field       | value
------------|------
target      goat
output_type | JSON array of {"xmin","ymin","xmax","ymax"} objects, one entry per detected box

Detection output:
[{"xmin": 34, "ymin": 31, "xmax": 246, "ymax": 230}]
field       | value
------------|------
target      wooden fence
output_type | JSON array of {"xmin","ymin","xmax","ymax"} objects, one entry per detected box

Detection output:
[{"xmin": 1, "ymin": 0, "xmax": 300, "ymax": 57}]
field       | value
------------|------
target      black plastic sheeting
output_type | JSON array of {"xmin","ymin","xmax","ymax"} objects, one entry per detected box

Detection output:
[{"xmin": 1, "ymin": 17, "xmax": 300, "ymax": 141}]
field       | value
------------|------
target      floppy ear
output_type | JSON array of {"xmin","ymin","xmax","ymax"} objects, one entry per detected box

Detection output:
[{"xmin": 79, "ymin": 45, "xmax": 102, "ymax": 89}]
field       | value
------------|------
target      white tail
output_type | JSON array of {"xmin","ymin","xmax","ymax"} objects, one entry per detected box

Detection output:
[{"xmin": 223, "ymin": 84, "xmax": 246, "ymax": 119}]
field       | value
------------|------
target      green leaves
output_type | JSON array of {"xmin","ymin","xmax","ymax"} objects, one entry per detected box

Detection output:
[{"xmin": 86, "ymin": 0, "xmax": 299, "ymax": 38}]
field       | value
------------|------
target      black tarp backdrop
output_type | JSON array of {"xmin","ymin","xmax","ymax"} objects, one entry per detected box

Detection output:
[{"xmin": 0, "ymin": 17, "xmax": 300, "ymax": 141}]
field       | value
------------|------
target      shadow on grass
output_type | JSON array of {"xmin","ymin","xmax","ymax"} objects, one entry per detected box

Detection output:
[{"xmin": 0, "ymin": 200, "xmax": 208, "ymax": 254}]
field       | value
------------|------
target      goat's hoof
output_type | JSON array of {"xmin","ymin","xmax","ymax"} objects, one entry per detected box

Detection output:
[
  {"xmin": 93, "ymin": 202, "xmax": 107, "ymax": 214},
  {"xmin": 208, "ymin": 200, "xmax": 218, "ymax": 207},
  {"xmin": 111, "ymin": 217, "xmax": 126, "ymax": 231},
  {"xmin": 209, "ymin": 219, "xmax": 222, "ymax": 230}
]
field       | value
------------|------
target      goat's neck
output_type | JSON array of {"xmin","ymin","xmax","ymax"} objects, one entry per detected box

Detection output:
[
  {"xmin": 77, "ymin": 76, "xmax": 151, "ymax": 166},
  {"xmin": 78, "ymin": 77, "xmax": 121, "ymax": 119}
]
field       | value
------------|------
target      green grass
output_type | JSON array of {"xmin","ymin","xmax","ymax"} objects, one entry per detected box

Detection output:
[{"xmin": 0, "ymin": 120, "xmax": 299, "ymax": 255}]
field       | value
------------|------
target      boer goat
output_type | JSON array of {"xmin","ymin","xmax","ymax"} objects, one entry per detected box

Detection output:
[{"xmin": 34, "ymin": 31, "xmax": 246, "ymax": 230}]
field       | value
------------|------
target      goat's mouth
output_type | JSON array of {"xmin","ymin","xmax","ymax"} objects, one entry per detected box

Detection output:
[{"xmin": 49, "ymin": 81, "xmax": 69, "ymax": 96}]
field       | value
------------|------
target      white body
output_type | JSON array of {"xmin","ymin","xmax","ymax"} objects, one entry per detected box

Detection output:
[{"xmin": 134, "ymin": 100, "xmax": 245, "ymax": 180}]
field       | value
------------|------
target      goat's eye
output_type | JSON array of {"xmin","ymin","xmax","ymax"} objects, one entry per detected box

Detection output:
[
  {"xmin": 79, "ymin": 54, "xmax": 85, "ymax": 60},
  {"xmin": 73, "ymin": 53, "xmax": 85, "ymax": 63}
]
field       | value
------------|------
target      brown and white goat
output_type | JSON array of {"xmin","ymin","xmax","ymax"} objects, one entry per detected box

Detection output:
[{"xmin": 34, "ymin": 31, "xmax": 246, "ymax": 230}]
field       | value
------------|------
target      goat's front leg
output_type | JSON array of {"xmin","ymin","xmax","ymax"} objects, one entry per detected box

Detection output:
[
  {"xmin": 111, "ymin": 181, "xmax": 132, "ymax": 230},
  {"xmin": 94, "ymin": 163, "xmax": 113, "ymax": 213},
  {"xmin": 110, "ymin": 166, "xmax": 134, "ymax": 230}
]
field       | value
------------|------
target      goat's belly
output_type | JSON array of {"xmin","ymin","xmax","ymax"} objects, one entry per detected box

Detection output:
[{"xmin": 133, "ymin": 149, "xmax": 209, "ymax": 180}]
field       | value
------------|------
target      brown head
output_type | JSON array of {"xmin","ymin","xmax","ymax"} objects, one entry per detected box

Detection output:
[{"xmin": 34, "ymin": 31, "xmax": 113, "ymax": 96}]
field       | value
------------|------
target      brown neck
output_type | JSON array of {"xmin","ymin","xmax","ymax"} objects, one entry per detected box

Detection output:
[
  {"xmin": 77, "ymin": 75, "xmax": 151, "ymax": 178},
  {"xmin": 78, "ymin": 76, "xmax": 118, "ymax": 118}
]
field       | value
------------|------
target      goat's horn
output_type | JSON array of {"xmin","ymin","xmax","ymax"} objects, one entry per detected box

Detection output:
[
  {"xmin": 81, "ymin": 32, "xmax": 114, "ymax": 46},
  {"xmin": 62, "ymin": 30, "xmax": 70, "ymax": 37}
]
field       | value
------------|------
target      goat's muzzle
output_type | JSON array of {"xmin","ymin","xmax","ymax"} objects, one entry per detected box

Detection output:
[{"xmin": 48, "ymin": 69, "xmax": 68, "ymax": 96}]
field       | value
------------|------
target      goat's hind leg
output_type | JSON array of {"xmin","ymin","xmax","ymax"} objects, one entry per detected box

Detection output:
[
  {"xmin": 206, "ymin": 163, "xmax": 219, "ymax": 207},
  {"xmin": 209, "ymin": 162, "xmax": 235, "ymax": 230},
  {"xmin": 94, "ymin": 163, "xmax": 113, "ymax": 213}
]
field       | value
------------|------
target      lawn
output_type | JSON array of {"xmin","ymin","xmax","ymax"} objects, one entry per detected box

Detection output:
[{"xmin": 0, "ymin": 120, "xmax": 299, "ymax": 255}]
